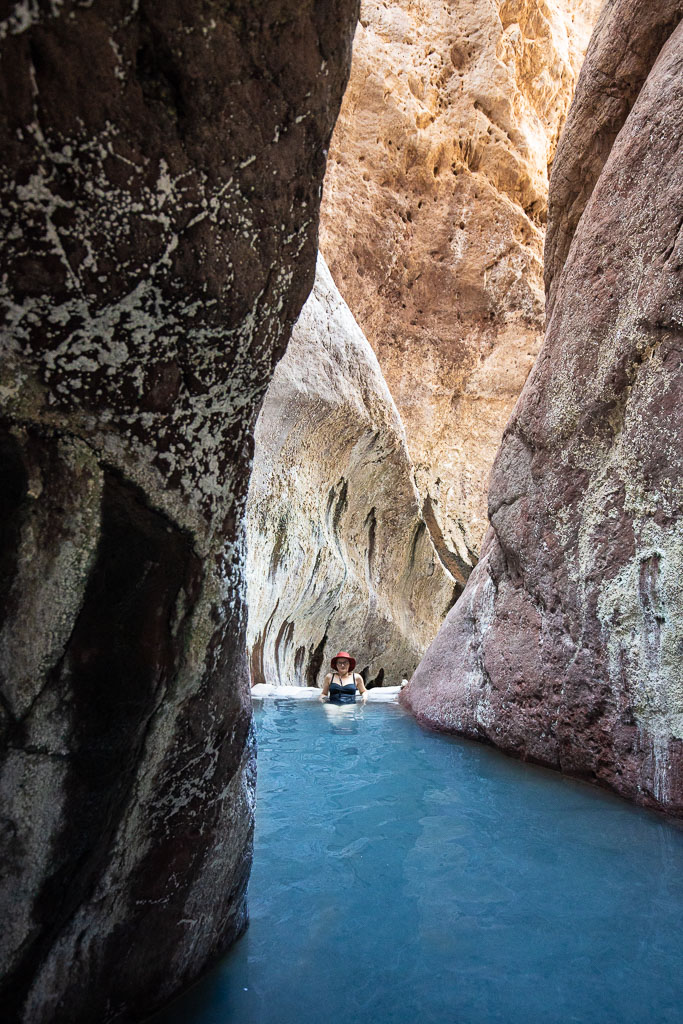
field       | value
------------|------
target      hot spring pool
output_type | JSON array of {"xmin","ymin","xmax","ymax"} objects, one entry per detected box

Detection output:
[{"xmin": 155, "ymin": 699, "xmax": 683, "ymax": 1024}]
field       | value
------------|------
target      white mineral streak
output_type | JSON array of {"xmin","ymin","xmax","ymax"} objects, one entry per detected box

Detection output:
[
  {"xmin": 246, "ymin": 256, "xmax": 457, "ymax": 688},
  {"xmin": 0, "ymin": 1, "xmax": 65, "ymax": 42},
  {"xmin": 0, "ymin": 117, "xmax": 273, "ymax": 549},
  {"xmin": 557, "ymin": 285, "xmax": 683, "ymax": 749},
  {"xmin": 320, "ymin": 0, "xmax": 602, "ymax": 562}
]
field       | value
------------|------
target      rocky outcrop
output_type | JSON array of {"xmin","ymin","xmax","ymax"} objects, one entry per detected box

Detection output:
[
  {"xmin": 320, "ymin": 0, "xmax": 601, "ymax": 565},
  {"xmin": 403, "ymin": 12, "xmax": 683, "ymax": 815},
  {"xmin": 247, "ymin": 256, "xmax": 456, "ymax": 690},
  {"xmin": 545, "ymin": 0, "xmax": 683, "ymax": 313},
  {"xmin": 0, "ymin": 2, "xmax": 358, "ymax": 1021}
]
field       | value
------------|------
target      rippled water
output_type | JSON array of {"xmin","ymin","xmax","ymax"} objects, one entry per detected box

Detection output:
[{"xmin": 155, "ymin": 700, "xmax": 683, "ymax": 1024}]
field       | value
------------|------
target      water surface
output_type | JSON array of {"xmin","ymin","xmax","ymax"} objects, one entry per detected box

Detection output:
[{"xmin": 156, "ymin": 700, "xmax": 683, "ymax": 1024}]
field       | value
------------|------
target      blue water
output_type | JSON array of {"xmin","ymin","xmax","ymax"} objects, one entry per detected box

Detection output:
[{"xmin": 155, "ymin": 701, "xmax": 683, "ymax": 1024}]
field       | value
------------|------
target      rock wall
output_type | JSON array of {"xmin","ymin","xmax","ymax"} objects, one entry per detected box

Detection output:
[
  {"xmin": 320, "ymin": 0, "xmax": 601, "ymax": 568},
  {"xmin": 0, "ymin": 2, "xmax": 358, "ymax": 1021},
  {"xmin": 403, "ymin": 9, "xmax": 683, "ymax": 815},
  {"xmin": 545, "ymin": 0, "xmax": 683, "ymax": 314},
  {"xmin": 247, "ymin": 256, "xmax": 456, "ymax": 689}
]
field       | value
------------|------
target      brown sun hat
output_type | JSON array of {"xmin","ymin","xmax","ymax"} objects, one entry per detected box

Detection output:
[{"xmin": 331, "ymin": 651, "xmax": 356, "ymax": 671}]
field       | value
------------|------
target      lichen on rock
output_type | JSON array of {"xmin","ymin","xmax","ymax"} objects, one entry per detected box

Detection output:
[
  {"xmin": 403, "ymin": 10, "xmax": 683, "ymax": 815},
  {"xmin": 0, "ymin": 1, "xmax": 359, "ymax": 1020}
]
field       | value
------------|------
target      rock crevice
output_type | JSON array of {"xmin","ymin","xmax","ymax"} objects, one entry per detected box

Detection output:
[{"xmin": 0, "ymin": 2, "xmax": 359, "ymax": 1019}]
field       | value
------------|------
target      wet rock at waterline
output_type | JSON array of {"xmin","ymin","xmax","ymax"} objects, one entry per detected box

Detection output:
[
  {"xmin": 320, "ymin": 0, "xmax": 601, "ymax": 563},
  {"xmin": 403, "ymin": 15, "xmax": 683, "ymax": 815},
  {"xmin": 247, "ymin": 256, "xmax": 457, "ymax": 689},
  {"xmin": 0, "ymin": 2, "xmax": 358, "ymax": 1021}
]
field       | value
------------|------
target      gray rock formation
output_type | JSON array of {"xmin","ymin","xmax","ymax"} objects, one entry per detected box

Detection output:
[
  {"xmin": 403, "ymin": 9, "xmax": 683, "ymax": 815},
  {"xmin": 247, "ymin": 256, "xmax": 457, "ymax": 689},
  {"xmin": 0, "ymin": 2, "xmax": 358, "ymax": 1020}
]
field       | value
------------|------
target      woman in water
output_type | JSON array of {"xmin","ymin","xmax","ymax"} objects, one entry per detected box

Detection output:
[{"xmin": 320, "ymin": 651, "xmax": 368, "ymax": 704}]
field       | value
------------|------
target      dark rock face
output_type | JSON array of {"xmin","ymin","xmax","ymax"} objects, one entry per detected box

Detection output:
[
  {"xmin": 0, "ymin": 2, "xmax": 358, "ymax": 1021},
  {"xmin": 403, "ymin": 16, "xmax": 683, "ymax": 815}
]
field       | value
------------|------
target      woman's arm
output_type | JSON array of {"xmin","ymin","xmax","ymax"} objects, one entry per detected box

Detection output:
[
  {"xmin": 319, "ymin": 673, "xmax": 332, "ymax": 700},
  {"xmin": 356, "ymin": 674, "xmax": 368, "ymax": 702}
]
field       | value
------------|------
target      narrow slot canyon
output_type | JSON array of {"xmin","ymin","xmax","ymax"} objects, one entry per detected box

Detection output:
[
  {"xmin": 246, "ymin": 0, "xmax": 603, "ymax": 690},
  {"xmin": 1, "ymin": 1, "xmax": 683, "ymax": 1022}
]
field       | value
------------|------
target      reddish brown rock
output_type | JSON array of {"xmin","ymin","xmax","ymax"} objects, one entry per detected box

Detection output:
[
  {"xmin": 545, "ymin": 0, "xmax": 683, "ymax": 313},
  {"xmin": 403, "ymin": 15, "xmax": 683, "ymax": 815},
  {"xmin": 0, "ymin": 2, "xmax": 358, "ymax": 1021}
]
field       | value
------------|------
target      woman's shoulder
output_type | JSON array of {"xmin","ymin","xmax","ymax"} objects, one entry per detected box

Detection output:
[{"xmin": 354, "ymin": 672, "xmax": 363, "ymax": 683}]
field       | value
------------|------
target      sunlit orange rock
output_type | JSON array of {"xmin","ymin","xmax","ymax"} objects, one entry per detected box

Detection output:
[{"xmin": 321, "ymin": 0, "xmax": 601, "ymax": 568}]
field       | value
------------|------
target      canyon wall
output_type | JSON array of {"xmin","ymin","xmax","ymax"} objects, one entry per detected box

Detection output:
[
  {"xmin": 545, "ymin": 0, "xmax": 683, "ymax": 314},
  {"xmin": 320, "ymin": 0, "xmax": 602, "ymax": 569},
  {"xmin": 0, "ymin": 2, "xmax": 358, "ymax": 1021},
  {"xmin": 403, "ymin": 3, "xmax": 683, "ymax": 815},
  {"xmin": 247, "ymin": 256, "xmax": 457, "ymax": 690}
]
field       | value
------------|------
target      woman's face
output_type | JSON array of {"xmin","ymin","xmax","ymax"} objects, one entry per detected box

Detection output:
[{"xmin": 335, "ymin": 658, "xmax": 350, "ymax": 673}]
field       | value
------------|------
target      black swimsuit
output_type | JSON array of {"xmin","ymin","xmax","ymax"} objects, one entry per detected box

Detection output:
[{"xmin": 328, "ymin": 673, "xmax": 357, "ymax": 704}]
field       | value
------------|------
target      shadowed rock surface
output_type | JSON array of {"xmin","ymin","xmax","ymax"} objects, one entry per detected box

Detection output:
[
  {"xmin": 403, "ymin": 13, "xmax": 683, "ymax": 814},
  {"xmin": 321, "ymin": 0, "xmax": 601, "ymax": 563},
  {"xmin": 545, "ymin": 0, "xmax": 683, "ymax": 314},
  {"xmin": 246, "ymin": 256, "xmax": 457, "ymax": 689},
  {"xmin": 0, "ymin": 2, "xmax": 358, "ymax": 1021}
]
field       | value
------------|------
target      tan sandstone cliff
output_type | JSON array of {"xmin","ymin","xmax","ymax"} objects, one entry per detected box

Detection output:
[
  {"xmin": 320, "ymin": 0, "xmax": 602, "ymax": 571},
  {"xmin": 247, "ymin": 256, "xmax": 456, "ymax": 688}
]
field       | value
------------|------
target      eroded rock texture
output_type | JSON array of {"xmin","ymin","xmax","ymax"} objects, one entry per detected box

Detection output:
[
  {"xmin": 403, "ymin": 12, "xmax": 683, "ymax": 814},
  {"xmin": 0, "ymin": 2, "xmax": 358, "ymax": 1021},
  {"xmin": 545, "ymin": 0, "xmax": 683, "ymax": 313},
  {"xmin": 247, "ymin": 256, "xmax": 456, "ymax": 689},
  {"xmin": 320, "ymin": 0, "xmax": 601, "ymax": 566}
]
